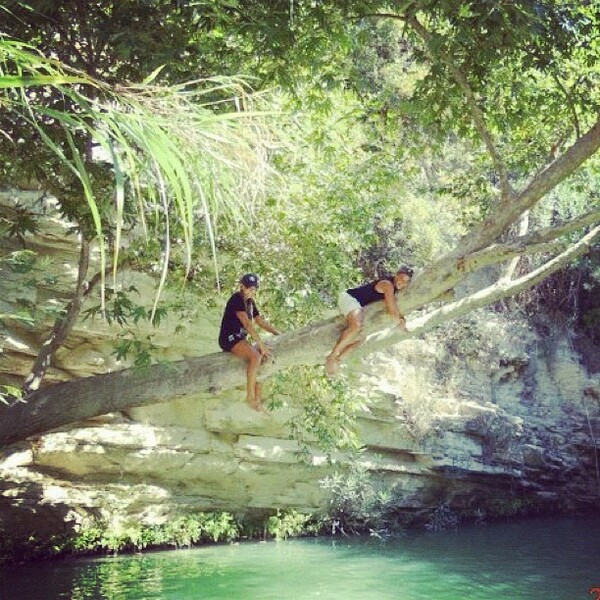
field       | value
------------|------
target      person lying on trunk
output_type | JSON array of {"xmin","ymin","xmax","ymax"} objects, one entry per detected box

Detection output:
[
  {"xmin": 218, "ymin": 273, "xmax": 281, "ymax": 412},
  {"xmin": 325, "ymin": 266, "xmax": 414, "ymax": 376}
]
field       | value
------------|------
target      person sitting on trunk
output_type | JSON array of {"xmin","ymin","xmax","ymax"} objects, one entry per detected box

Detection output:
[
  {"xmin": 325, "ymin": 266, "xmax": 413, "ymax": 376},
  {"xmin": 218, "ymin": 273, "xmax": 280, "ymax": 412}
]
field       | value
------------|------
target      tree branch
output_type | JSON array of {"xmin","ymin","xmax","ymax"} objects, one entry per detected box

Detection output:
[
  {"xmin": 455, "ymin": 115, "xmax": 600, "ymax": 255},
  {"xmin": 404, "ymin": 13, "xmax": 511, "ymax": 201},
  {"xmin": 359, "ymin": 223, "xmax": 600, "ymax": 356},
  {"xmin": 403, "ymin": 187, "xmax": 600, "ymax": 315},
  {"xmin": 458, "ymin": 206, "xmax": 600, "ymax": 276},
  {"xmin": 20, "ymin": 236, "xmax": 90, "ymax": 397}
]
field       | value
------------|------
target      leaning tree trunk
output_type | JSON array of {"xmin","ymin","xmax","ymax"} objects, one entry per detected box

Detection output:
[
  {"xmin": 1, "ymin": 215, "xmax": 598, "ymax": 448},
  {"xmin": 0, "ymin": 308, "xmax": 350, "ymax": 447},
  {"xmin": 1, "ymin": 117, "xmax": 599, "ymax": 448}
]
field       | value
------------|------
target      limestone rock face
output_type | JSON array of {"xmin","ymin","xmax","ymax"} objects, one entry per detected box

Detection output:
[{"xmin": 1, "ymin": 190, "xmax": 599, "ymax": 544}]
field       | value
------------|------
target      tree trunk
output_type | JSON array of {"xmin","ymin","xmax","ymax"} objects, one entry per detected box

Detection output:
[
  {"xmin": 2, "ymin": 218, "xmax": 599, "ymax": 448},
  {"xmin": 0, "ymin": 310, "xmax": 344, "ymax": 447},
  {"xmin": 2, "ymin": 116, "xmax": 599, "ymax": 448}
]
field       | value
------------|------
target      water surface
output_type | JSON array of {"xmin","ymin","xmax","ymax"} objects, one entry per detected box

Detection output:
[{"xmin": 2, "ymin": 516, "xmax": 599, "ymax": 599}]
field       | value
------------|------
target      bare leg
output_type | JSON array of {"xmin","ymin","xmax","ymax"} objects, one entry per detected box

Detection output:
[
  {"xmin": 254, "ymin": 381, "xmax": 266, "ymax": 413},
  {"xmin": 326, "ymin": 310, "xmax": 363, "ymax": 375},
  {"xmin": 231, "ymin": 341, "xmax": 263, "ymax": 411},
  {"xmin": 336, "ymin": 336, "xmax": 365, "ymax": 361}
]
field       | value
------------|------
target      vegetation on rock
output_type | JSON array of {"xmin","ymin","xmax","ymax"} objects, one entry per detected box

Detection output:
[{"xmin": 0, "ymin": 1, "xmax": 598, "ymax": 527}]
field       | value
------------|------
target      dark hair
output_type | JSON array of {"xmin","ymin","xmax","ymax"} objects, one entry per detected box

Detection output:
[{"xmin": 396, "ymin": 266, "xmax": 414, "ymax": 278}]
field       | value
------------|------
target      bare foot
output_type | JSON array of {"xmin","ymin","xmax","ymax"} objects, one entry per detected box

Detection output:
[
  {"xmin": 247, "ymin": 398, "xmax": 267, "ymax": 413},
  {"xmin": 325, "ymin": 356, "xmax": 340, "ymax": 377}
]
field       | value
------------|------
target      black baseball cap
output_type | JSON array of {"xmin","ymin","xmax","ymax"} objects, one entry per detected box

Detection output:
[{"xmin": 240, "ymin": 273, "xmax": 259, "ymax": 288}]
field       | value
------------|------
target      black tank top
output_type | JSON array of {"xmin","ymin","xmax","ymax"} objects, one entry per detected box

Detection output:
[{"xmin": 347, "ymin": 277, "xmax": 394, "ymax": 307}]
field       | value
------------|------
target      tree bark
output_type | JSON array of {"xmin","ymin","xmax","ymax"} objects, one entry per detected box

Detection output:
[{"xmin": 500, "ymin": 211, "xmax": 529, "ymax": 282}]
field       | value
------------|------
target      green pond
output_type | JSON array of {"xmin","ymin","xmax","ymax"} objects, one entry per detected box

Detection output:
[{"xmin": 1, "ymin": 516, "xmax": 599, "ymax": 599}]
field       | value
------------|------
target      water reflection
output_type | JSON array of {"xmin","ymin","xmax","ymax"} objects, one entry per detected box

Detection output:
[{"xmin": 1, "ymin": 516, "xmax": 599, "ymax": 599}]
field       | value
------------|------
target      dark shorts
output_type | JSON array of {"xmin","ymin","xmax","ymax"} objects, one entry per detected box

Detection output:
[{"xmin": 219, "ymin": 332, "xmax": 248, "ymax": 352}]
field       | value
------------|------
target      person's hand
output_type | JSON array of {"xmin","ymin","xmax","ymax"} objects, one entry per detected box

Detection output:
[{"xmin": 258, "ymin": 341, "xmax": 271, "ymax": 357}]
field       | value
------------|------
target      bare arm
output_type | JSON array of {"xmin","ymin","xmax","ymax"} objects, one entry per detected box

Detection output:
[
  {"xmin": 236, "ymin": 310, "xmax": 269, "ymax": 354},
  {"xmin": 255, "ymin": 315, "xmax": 281, "ymax": 336},
  {"xmin": 374, "ymin": 279, "xmax": 406, "ymax": 328},
  {"xmin": 237, "ymin": 311, "xmax": 280, "ymax": 354}
]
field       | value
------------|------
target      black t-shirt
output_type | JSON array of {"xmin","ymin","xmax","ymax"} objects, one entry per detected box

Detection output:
[
  {"xmin": 218, "ymin": 292, "xmax": 260, "ymax": 351},
  {"xmin": 347, "ymin": 277, "xmax": 394, "ymax": 307}
]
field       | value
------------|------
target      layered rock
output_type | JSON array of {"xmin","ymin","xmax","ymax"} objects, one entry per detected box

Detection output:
[{"xmin": 1, "ymin": 190, "xmax": 599, "ymax": 545}]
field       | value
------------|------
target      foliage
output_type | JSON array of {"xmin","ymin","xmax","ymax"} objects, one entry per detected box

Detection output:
[
  {"xmin": 0, "ymin": 37, "xmax": 277, "ymax": 306},
  {"xmin": 1, "ymin": 0, "xmax": 353, "ymax": 89},
  {"xmin": 456, "ymin": 496, "xmax": 542, "ymax": 525},
  {"xmin": 206, "ymin": 86, "xmax": 466, "ymax": 330},
  {"xmin": 2, "ymin": 248, "xmax": 37, "ymax": 273},
  {"xmin": 110, "ymin": 333, "xmax": 158, "ymax": 371},
  {"xmin": 425, "ymin": 503, "xmax": 459, "ymax": 532},
  {"xmin": 270, "ymin": 366, "xmax": 362, "ymax": 456},
  {"xmin": 3, "ymin": 1, "xmax": 598, "ymax": 299},
  {"xmin": 65, "ymin": 512, "xmax": 240, "ymax": 556},
  {"xmin": 321, "ymin": 461, "xmax": 407, "ymax": 537},
  {"xmin": 265, "ymin": 509, "xmax": 318, "ymax": 540},
  {"xmin": 0, "ymin": 510, "xmax": 322, "ymax": 564},
  {"xmin": 0, "ymin": 384, "xmax": 22, "ymax": 404},
  {"xmin": 3, "ymin": 1, "xmax": 597, "ymax": 310},
  {"xmin": 0, "ymin": 244, "xmax": 71, "ymax": 331},
  {"xmin": 405, "ymin": 1, "xmax": 599, "ymax": 169}
]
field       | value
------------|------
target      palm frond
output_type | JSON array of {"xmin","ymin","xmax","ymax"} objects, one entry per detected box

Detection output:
[{"xmin": 1, "ymin": 37, "xmax": 278, "ymax": 307}]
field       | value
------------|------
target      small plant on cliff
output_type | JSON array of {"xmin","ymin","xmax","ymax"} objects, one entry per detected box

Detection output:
[
  {"xmin": 163, "ymin": 516, "xmax": 203, "ymax": 548},
  {"xmin": 483, "ymin": 497, "xmax": 537, "ymax": 520},
  {"xmin": 270, "ymin": 366, "xmax": 362, "ymax": 456},
  {"xmin": 321, "ymin": 461, "xmax": 405, "ymax": 537},
  {"xmin": 425, "ymin": 503, "xmax": 459, "ymax": 532},
  {"xmin": 197, "ymin": 512, "xmax": 240, "ymax": 543},
  {"xmin": 265, "ymin": 510, "xmax": 320, "ymax": 540},
  {"xmin": 63, "ymin": 512, "xmax": 241, "ymax": 557}
]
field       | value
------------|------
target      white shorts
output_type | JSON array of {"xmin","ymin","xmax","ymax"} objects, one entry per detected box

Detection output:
[{"xmin": 337, "ymin": 291, "xmax": 362, "ymax": 316}]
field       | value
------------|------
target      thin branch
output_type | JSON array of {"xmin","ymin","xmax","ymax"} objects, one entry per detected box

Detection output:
[
  {"xmin": 551, "ymin": 71, "xmax": 581, "ymax": 138},
  {"xmin": 404, "ymin": 13, "xmax": 511, "ymax": 201},
  {"xmin": 359, "ymin": 223, "xmax": 600, "ymax": 356},
  {"xmin": 515, "ymin": 206, "xmax": 600, "ymax": 245},
  {"xmin": 20, "ymin": 236, "xmax": 90, "ymax": 396},
  {"xmin": 84, "ymin": 256, "xmax": 133, "ymax": 298},
  {"xmin": 461, "ymin": 206, "xmax": 600, "ymax": 274}
]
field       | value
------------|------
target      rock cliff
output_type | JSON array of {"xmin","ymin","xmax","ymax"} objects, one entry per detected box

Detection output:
[{"xmin": 1, "ymin": 189, "xmax": 599, "ymax": 546}]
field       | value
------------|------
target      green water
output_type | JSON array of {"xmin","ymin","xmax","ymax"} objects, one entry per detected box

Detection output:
[{"xmin": 2, "ymin": 516, "xmax": 599, "ymax": 599}]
